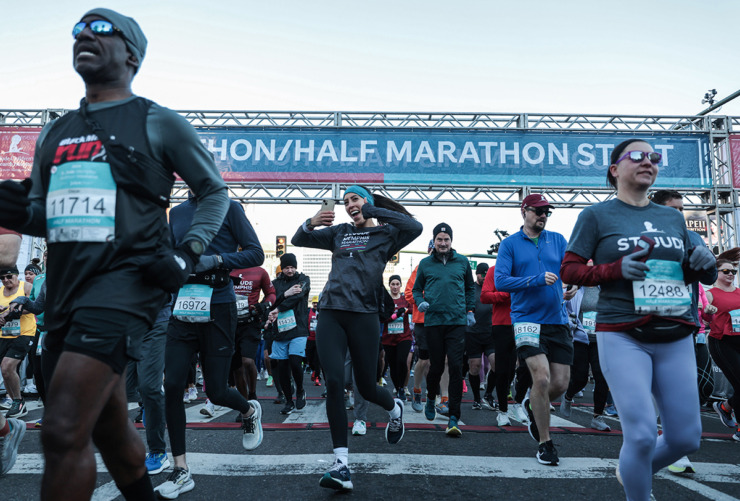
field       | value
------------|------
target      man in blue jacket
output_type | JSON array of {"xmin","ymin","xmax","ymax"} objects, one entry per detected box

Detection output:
[
  {"xmin": 494, "ymin": 194, "xmax": 576, "ymax": 466},
  {"xmin": 412, "ymin": 223, "xmax": 475, "ymax": 437}
]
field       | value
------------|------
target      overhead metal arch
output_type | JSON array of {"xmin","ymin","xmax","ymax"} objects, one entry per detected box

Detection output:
[{"xmin": 2, "ymin": 108, "xmax": 737, "ymax": 250}]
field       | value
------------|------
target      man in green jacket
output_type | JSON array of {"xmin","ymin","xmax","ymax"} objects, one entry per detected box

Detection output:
[{"xmin": 412, "ymin": 223, "xmax": 475, "ymax": 437}]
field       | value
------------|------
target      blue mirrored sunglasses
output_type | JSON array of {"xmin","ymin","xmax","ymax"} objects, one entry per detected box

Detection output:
[{"xmin": 72, "ymin": 20, "xmax": 121, "ymax": 39}]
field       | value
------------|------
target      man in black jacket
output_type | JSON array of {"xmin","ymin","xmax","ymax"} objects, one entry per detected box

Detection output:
[{"xmin": 267, "ymin": 253, "xmax": 311, "ymax": 414}]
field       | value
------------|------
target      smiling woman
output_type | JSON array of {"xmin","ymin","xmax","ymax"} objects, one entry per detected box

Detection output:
[
  {"xmin": 560, "ymin": 138, "xmax": 717, "ymax": 499},
  {"xmin": 291, "ymin": 184, "xmax": 422, "ymax": 492}
]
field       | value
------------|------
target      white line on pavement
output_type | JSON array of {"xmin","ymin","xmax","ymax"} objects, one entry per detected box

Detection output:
[{"xmin": 12, "ymin": 453, "xmax": 740, "ymax": 483}]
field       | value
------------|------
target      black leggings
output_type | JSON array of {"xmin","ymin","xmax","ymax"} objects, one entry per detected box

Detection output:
[
  {"xmin": 493, "ymin": 325, "xmax": 516, "ymax": 412},
  {"xmin": 565, "ymin": 340, "xmax": 608, "ymax": 415},
  {"xmin": 708, "ymin": 335, "xmax": 740, "ymax": 411},
  {"xmin": 278, "ymin": 355, "xmax": 304, "ymax": 402},
  {"xmin": 317, "ymin": 309, "xmax": 395, "ymax": 449},
  {"xmin": 306, "ymin": 339, "xmax": 322, "ymax": 377},
  {"xmin": 383, "ymin": 340, "xmax": 412, "ymax": 392},
  {"xmin": 164, "ymin": 312, "xmax": 251, "ymax": 457},
  {"xmin": 695, "ymin": 341, "xmax": 714, "ymax": 405}
]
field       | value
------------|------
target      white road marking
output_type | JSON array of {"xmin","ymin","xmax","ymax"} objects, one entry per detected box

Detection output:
[
  {"xmin": 12, "ymin": 453, "xmax": 739, "ymax": 481},
  {"xmin": 656, "ymin": 470, "xmax": 740, "ymax": 501}
]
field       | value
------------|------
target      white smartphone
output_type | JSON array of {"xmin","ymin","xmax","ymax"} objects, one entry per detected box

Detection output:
[{"xmin": 321, "ymin": 199, "xmax": 336, "ymax": 212}]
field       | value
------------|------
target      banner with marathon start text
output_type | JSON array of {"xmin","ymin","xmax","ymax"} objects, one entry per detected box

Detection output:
[
  {"xmin": 198, "ymin": 129, "xmax": 711, "ymax": 188},
  {"xmin": 1, "ymin": 127, "xmax": 712, "ymax": 188}
]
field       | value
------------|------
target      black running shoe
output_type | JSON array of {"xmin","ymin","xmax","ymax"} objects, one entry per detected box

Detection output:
[
  {"xmin": 273, "ymin": 394, "xmax": 286, "ymax": 405},
  {"xmin": 296, "ymin": 389, "xmax": 307, "ymax": 410},
  {"xmin": 319, "ymin": 459, "xmax": 353, "ymax": 491},
  {"xmin": 280, "ymin": 401, "xmax": 295, "ymax": 415},
  {"xmin": 483, "ymin": 393, "xmax": 497, "ymax": 410},
  {"xmin": 385, "ymin": 399, "xmax": 405, "ymax": 444},
  {"xmin": 523, "ymin": 397, "xmax": 539, "ymax": 442},
  {"xmin": 537, "ymin": 440, "xmax": 559, "ymax": 466}
]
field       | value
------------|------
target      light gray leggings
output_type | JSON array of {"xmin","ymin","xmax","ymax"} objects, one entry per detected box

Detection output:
[{"xmin": 597, "ymin": 331, "xmax": 701, "ymax": 501}]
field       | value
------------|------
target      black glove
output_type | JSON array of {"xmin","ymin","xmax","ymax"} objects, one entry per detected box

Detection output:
[
  {"xmin": 395, "ymin": 307, "xmax": 406, "ymax": 318},
  {"xmin": 0, "ymin": 179, "xmax": 32, "ymax": 228},
  {"xmin": 144, "ymin": 243, "xmax": 199, "ymax": 293}
]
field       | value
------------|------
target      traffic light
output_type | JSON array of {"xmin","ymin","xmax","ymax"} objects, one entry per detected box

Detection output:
[
  {"xmin": 276, "ymin": 235, "xmax": 286, "ymax": 257},
  {"xmin": 390, "ymin": 253, "xmax": 399, "ymax": 264}
]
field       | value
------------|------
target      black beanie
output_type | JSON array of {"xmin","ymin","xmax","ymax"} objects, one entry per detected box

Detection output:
[
  {"xmin": 433, "ymin": 223, "xmax": 453, "ymax": 240},
  {"xmin": 389, "ymin": 274, "xmax": 402, "ymax": 285},
  {"xmin": 280, "ymin": 253, "xmax": 298, "ymax": 269},
  {"xmin": 476, "ymin": 263, "xmax": 489, "ymax": 275}
]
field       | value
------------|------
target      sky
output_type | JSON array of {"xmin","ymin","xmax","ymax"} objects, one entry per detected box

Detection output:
[{"xmin": 3, "ymin": 0, "xmax": 739, "ymax": 263}]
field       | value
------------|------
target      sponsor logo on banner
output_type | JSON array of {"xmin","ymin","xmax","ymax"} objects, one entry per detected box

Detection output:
[{"xmin": 0, "ymin": 127, "xmax": 42, "ymax": 179}]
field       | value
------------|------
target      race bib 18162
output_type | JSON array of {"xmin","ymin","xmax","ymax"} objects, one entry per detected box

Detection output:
[{"xmin": 514, "ymin": 322, "xmax": 541, "ymax": 349}]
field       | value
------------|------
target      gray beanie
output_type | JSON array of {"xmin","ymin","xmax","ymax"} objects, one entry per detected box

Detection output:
[{"xmin": 82, "ymin": 8, "xmax": 147, "ymax": 72}]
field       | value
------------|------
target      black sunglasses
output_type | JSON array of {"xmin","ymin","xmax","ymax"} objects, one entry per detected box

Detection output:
[
  {"xmin": 0, "ymin": 274, "xmax": 16, "ymax": 280},
  {"xmin": 525, "ymin": 207, "xmax": 552, "ymax": 217},
  {"xmin": 720, "ymin": 269, "xmax": 738, "ymax": 275},
  {"xmin": 72, "ymin": 20, "xmax": 122, "ymax": 39}
]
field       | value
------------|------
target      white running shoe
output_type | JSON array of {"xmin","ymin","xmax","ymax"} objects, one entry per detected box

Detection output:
[
  {"xmin": 0, "ymin": 397, "xmax": 12, "ymax": 410},
  {"xmin": 668, "ymin": 456, "xmax": 695, "ymax": 474},
  {"xmin": 187, "ymin": 387, "xmax": 198, "ymax": 402},
  {"xmin": 200, "ymin": 399, "xmax": 215, "ymax": 418},
  {"xmin": 512, "ymin": 403, "xmax": 530, "ymax": 424},
  {"xmin": 154, "ymin": 467, "xmax": 194, "ymax": 499},
  {"xmin": 496, "ymin": 411, "xmax": 511, "ymax": 427},
  {"xmin": 1, "ymin": 417, "xmax": 26, "ymax": 475},
  {"xmin": 352, "ymin": 420, "xmax": 367, "ymax": 436},
  {"xmin": 241, "ymin": 400, "xmax": 263, "ymax": 450},
  {"xmin": 182, "ymin": 391, "xmax": 191, "ymax": 404},
  {"xmin": 590, "ymin": 415, "xmax": 611, "ymax": 432}
]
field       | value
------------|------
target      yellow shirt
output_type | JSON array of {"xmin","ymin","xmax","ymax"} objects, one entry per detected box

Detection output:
[{"xmin": 1, "ymin": 280, "xmax": 36, "ymax": 338}]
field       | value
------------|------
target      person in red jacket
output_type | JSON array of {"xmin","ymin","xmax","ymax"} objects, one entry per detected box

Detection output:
[
  {"xmin": 705, "ymin": 248, "xmax": 740, "ymax": 441},
  {"xmin": 405, "ymin": 240, "xmax": 434, "ymax": 412},
  {"xmin": 481, "ymin": 264, "xmax": 530, "ymax": 426},
  {"xmin": 230, "ymin": 266, "xmax": 276, "ymax": 402},
  {"xmin": 382, "ymin": 275, "xmax": 412, "ymax": 401},
  {"xmin": 307, "ymin": 296, "xmax": 321, "ymax": 385}
]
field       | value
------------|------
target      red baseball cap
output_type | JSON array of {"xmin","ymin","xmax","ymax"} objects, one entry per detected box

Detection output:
[{"xmin": 521, "ymin": 193, "xmax": 552, "ymax": 209}]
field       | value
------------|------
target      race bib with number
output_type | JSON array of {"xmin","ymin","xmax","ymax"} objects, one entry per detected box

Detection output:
[
  {"xmin": 1, "ymin": 319, "xmax": 21, "ymax": 337},
  {"xmin": 310, "ymin": 318, "xmax": 317, "ymax": 331},
  {"xmin": 388, "ymin": 318, "xmax": 405, "ymax": 335},
  {"xmin": 235, "ymin": 295, "xmax": 249, "ymax": 318},
  {"xmin": 730, "ymin": 309, "xmax": 740, "ymax": 333},
  {"xmin": 632, "ymin": 259, "xmax": 692, "ymax": 316},
  {"xmin": 582, "ymin": 311, "xmax": 597, "ymax": 333},
  {"xmin": 514, "ymin": 322, "xmax": 541, "ymax": 349},
  {"xmin": 37, "ymin": 331, "xmax": 45, "ymax": 355},
  {"xmin": 46, "ymin": 161, "xmax": 117, "ymax": 243},
  {"xmin": 277, "ymin": 309, "xmax": 297, "ymax": 333},
  {"xmin": 173, "ymin": 284, "xmax": 213, "ymax": 323}
]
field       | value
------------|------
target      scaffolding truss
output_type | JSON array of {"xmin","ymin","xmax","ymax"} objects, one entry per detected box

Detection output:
[{"xmin": 2, "ymin": 108, "xmax": 738, "ymax": 250}]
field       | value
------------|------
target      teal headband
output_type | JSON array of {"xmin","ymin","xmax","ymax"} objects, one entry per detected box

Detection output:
[{"xmin": 344, "ymin": 186, "xmax": 374, "ymax": 205}]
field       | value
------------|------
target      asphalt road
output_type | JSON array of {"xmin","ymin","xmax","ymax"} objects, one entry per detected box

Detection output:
[{"xmin": 4, "ymin": 374, "xmax": 739, "ymax": 501}]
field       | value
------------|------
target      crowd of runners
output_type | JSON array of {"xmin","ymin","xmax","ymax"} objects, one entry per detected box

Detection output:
[{"xmin": 0, "ymin": 7, "xmax": 738, "ymax": 501}]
